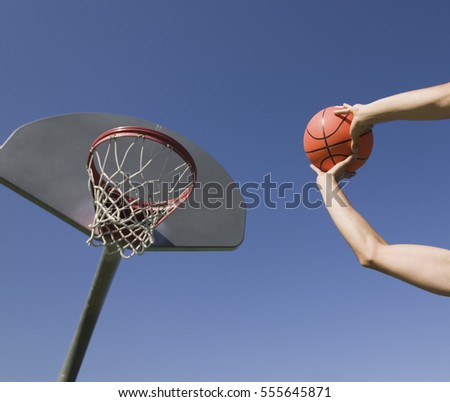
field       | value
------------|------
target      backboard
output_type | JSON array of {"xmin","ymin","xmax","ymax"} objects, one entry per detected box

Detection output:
[{"xmin": 0, "ymin": 113, "xmax": 245, "ymax": 250}]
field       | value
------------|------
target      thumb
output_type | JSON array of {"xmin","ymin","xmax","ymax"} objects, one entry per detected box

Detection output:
[{"xmin": 351, "ymin": 141, "xmax": 359, "ymax": 156}]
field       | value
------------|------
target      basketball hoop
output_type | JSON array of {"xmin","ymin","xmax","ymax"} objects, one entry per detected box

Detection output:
[
  {"xmin": 86, "ymin": 126, "xmax": 197, "ymax": 258},
  {"xmin": 2, "ymin": 113, "xmax": 245, "ymax": 381}
]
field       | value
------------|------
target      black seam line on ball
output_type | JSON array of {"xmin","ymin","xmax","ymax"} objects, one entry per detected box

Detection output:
[{"xmin": 305, "ymin": 129, "xmax": 372, "ymax": 154}]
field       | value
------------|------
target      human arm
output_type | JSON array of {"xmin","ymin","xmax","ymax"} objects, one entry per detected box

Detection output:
[
  {"xmin": 311, "ymin": 157, "xmax": 450, "ymax": 297},
  {"xmin": 335, "ymin": 82, "xmax": 450, "ymax": 153}
]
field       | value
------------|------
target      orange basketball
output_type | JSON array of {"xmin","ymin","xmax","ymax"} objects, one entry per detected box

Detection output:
[{"xmin": 303, "ymin": 106, "xmax": 373, "ymax": 173}]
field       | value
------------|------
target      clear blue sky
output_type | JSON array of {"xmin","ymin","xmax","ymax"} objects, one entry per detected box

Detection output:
[{"xmin": 1, "ymin": 0, "xmax": 450, "ymax": 381}]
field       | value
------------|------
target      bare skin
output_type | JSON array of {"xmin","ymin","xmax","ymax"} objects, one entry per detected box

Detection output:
[
  {"xmin": 334, "ymin": 82, "xmax": 450, "ymax": 155},
  {"xmin": 311, "ymin": 82, "xmax": 450, "ymax": 296}
]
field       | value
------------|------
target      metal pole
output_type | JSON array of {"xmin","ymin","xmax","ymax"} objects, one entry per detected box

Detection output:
[{"xmin": 57, "ymin": 246, "xmax": 121, "ymax": 382}]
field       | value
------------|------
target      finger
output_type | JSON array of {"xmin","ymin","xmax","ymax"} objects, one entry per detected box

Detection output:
[
  {"xmin": 333, "ymin": 103, "xmax": 352, "ymax": 115},
  {"xmin": 335, "ymin": 103, "xmax": 352, "ymax": 109},
  {"xmin": 335, "ymin": 155, "xmax": 355, "ymax": 170},
  {"xmin": 309, "ymin": 164, "xmax": 322, "ymax": 174},
  {"xmin": 327, "ymin": 155, "xmax": 354, "ymax": 175},
  {"xmin": 336, "ymin": 155, "xmax": 354, "ymax": 165},
  {"xmin": 333, "ymin": 107, "xmax": 349, "ymax": 115},
  {"xmin": 340, "ymin": 154, "xmax": 355, "ymax": 166},
  {"xmin": 350, "ymin": 137, "xmax": 360, "ymax": 155}
]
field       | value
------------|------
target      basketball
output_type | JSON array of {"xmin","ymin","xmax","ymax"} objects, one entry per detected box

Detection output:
[{"xmin": 303, "ymin": 106, "xmax": 374, "ymax": 172}]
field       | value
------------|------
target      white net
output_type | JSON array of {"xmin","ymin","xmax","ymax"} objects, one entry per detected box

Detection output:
[{"xmin": 87, "ymin": 131, "xmax": 195, "ymax": 258}]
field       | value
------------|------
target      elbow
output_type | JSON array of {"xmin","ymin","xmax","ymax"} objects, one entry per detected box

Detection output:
[
  {"xmin": 357, "ymin": 254, "xmax": 373, "ymax": 268},
  {"xmin": 436, "ymin": 82, "xmax": 450, "ymax": 111},
  {"xmin": 355, "ymin": 239, "xmax": 387, "ymax": 268}
]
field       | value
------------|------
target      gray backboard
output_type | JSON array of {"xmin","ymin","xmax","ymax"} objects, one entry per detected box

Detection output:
[{"xmin": 0, "ymin": 113, "xmax": 245, "ymax": 250}]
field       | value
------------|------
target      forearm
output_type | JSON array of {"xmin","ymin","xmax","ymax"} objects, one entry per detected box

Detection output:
[
  {"xmin": 318, "ymin": 176, "xmax": 386, "ymax": 265},
  {"xmin": 318, "ymin": 176, "xmax": 450, "ymax": 296},
  {"xmin": 358, "ymin": 82, "xmax": 450, "ymax": 124}
]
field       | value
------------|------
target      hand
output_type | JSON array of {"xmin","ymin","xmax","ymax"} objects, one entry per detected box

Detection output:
[
  {"xmin": 310, "ymin": 155, "xmax": 356, "ymax": 187},
  {"xmin": 334, "ymin": 103, "xmax": 373, "ymax": 157}
]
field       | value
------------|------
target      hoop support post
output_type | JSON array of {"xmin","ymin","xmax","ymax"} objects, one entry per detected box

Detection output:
[{"xmin": 57, "ymin": 246, "xmax": 121, "ymax": 382}]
